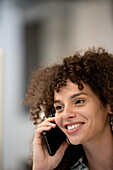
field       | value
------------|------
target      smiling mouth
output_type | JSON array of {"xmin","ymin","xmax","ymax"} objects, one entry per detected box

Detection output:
[{"xmin": 66, "ymin": 123, "xmax": 85, "ymax": 130}]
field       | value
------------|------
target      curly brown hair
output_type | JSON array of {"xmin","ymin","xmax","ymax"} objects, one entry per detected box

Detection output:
[
  {"xmin": 24, "ymin": 47, "xmax": 113, "ymax": 124},
  {"xmin": 24, "ymin": 47, "xmax": 113, "ymax": 169}
]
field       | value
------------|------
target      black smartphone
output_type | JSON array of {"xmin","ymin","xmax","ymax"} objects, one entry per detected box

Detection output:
[{"xmin": 43, "ymin": 124, "xmax": 67, "ymax": 156}]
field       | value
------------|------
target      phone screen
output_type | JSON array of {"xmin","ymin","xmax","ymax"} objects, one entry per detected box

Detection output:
[{"xmin": 43, "ymin": 125, "xmax": 66, "ymax": 156}]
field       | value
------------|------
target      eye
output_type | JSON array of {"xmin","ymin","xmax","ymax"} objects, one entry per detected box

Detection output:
[
  {"xmin": 54, "ymin": 105, "xmax": 64, "ymax": 112},
  {"xmin": 74, "ymin": 99, "xmax": 85, "ymax": 105}
]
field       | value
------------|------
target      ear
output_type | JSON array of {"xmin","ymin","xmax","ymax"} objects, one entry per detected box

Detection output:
[{"xmin": 106, "ymin": 104, "xmax": 112, "ymax": 115}]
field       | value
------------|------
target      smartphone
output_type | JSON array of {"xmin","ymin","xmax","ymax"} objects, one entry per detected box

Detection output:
[{"xmin": 43, "ymin": 124, "xmax": 67, "ymax": 156}]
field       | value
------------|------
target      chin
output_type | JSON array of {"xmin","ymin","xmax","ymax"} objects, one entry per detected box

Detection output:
[{"xmin": 68, "ymin": 138, "xmax": 82, "ymax": 145}]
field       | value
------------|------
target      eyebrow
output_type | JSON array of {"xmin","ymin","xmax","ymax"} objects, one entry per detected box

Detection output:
[
  {"xmin": 70, "ymin": 92, "xmax": 88, "ymax": 99},
  {"xmin": 54, "ymin": 92, "xmax": 88, "ymax": 104}
]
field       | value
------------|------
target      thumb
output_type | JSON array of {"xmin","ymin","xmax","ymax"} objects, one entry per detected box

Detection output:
[
  {"xmin": 56, "ymin": 141, "xmax": 69, "ymax": 157},
  {"xmin": 51, "ymin": 141, "xmax": 69, "ymax": 169}
]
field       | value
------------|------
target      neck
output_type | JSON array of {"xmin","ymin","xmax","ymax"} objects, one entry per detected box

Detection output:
[{"xmin": 83, "ymin": 128, "xmax": 113, "ymax": 170}]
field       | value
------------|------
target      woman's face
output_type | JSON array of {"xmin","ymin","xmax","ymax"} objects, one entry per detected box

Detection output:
[{"xmin": 54, "ymin": 79, "xmax": 111, "ymax": 145}]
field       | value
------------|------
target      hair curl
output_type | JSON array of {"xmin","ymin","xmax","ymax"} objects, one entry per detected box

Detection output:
[{"xmin": 24, "ymin": 47, "xmax": 113, "ymax": 124}]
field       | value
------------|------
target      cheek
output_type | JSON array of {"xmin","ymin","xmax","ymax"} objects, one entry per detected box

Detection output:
[
  {"xmin": 85, "ymin": 106, "xmax": 101, "ymax": 119},
  {"xmin": 55, "ymin": 115, "xmax": 62, "ymax": 127}
]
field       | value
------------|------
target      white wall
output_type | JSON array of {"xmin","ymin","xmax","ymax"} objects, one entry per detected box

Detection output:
[
  {"xmin": 0, "ymin": 49, "xmax": 3, "ymax": 170},
  {"xmin": 68, "ymin": 0, "xmax": 113, "ymax": 52},
  {"xmin": 0, "ymin": 1, "xmax": 34, "ymax": 170}
]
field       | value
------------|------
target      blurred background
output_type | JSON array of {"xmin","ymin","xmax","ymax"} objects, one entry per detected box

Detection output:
[{"xmin": 0, "ymin": 0, "xmax": 113, "ymax": 169}]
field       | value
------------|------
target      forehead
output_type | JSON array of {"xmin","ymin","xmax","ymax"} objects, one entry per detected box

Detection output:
[{"xmin": 54, "ymin": 79, "xmax": 92, "ymax": 99}]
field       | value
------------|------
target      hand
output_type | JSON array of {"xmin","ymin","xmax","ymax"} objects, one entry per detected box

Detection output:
[{"xmin": 32, "ymin": 117, "xmax": 68, "ymax": 170}]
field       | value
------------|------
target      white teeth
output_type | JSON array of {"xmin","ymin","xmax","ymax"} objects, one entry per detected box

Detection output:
[
  {"xmin": 72, "ymin": 125, "xmax": 75, "ymax": 129},
  {"xmin": 67, "ymin": 123, "xmax": 82, "ymax": 130}
]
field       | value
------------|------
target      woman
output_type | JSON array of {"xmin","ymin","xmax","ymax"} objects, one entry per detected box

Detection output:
[{"xmin": 24, "ymin": 47, "xmax": 113, "ymax": 170}]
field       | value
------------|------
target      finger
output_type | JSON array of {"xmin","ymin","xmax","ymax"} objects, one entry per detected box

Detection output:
[
  {"xmin": 36, "ymin": 126, "xmax": 51, "ymax": 138},
  {"xmin": 37, "ymin": 117, "xmax": 55, "ymax": 127},
  {"xmin": 43, "ymin": 117, "xmax": 55, "ymax": 122},
  {"xmin": 55, "ymin": 141, "xmax": 69, "ymax": 157},
  {"xmin": 38, "ymin": 122, "xmax": 56, "ymax": 128}
]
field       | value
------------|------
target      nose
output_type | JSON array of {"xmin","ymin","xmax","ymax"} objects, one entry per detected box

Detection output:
[{"xmin": 63, "ymin": 106, "xmax": 77, "ymax": 120}]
